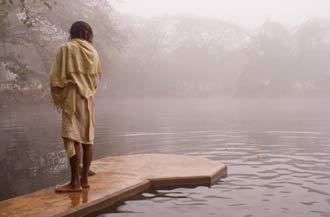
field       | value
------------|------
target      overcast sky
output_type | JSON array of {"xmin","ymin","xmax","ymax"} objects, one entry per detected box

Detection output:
[{"xmin": 109, "ymin": 0, "xmax": 330, "ymax": 27}]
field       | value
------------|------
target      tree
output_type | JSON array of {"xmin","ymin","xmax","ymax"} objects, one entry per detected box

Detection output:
[
  {"xmin": 293, "ymin": 19, "xmax": 330, "ymax": 95},
  {"xmin": 0, "ymin": 0, "xmax": 122, "ymax": 102},
  {"xmin": 238, "ymin": 21, "xmax": 294, "ymax": 96}
]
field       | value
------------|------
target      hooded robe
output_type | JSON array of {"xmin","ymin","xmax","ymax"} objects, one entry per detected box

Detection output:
[{"xmin": 49, "ymin": 38, "xmax": 101, "ymax": 158}]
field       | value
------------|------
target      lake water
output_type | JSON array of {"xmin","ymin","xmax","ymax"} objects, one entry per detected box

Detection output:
[{"xmin": 1, "ymin": 97, "xmax": 330, "ymax": 217}]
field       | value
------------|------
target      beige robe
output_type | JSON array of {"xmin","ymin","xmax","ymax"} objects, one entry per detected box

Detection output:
[{"xmin": 49, "ymin": 38, "xmax": 101, "ymax": 158}]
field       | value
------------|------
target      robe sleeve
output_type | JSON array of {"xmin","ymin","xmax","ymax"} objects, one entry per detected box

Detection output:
[{"xmin": 49, "ymin": 45, "xmax": 69, "ymax": 110}]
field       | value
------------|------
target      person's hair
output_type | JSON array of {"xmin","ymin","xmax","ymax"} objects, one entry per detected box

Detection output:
[{"xmin": 69, "ymin": 21, "xmax": 93, "ymax": 43}]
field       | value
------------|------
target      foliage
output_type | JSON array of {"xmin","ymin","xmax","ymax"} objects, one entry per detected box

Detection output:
[
  {"xmin": 0, "ymin": 0, "xmax": 122, "ymax": 104},
  {"xmin": 111, "ymin": 17, "xmax": 330, "ymax": 97},
  {"xmin": 1, "ymin": 0, "xmax": 56, "ymax": 27},
  {"xmin": 3, "ymin": 1, "xmax": 330, "ymax": 104}
]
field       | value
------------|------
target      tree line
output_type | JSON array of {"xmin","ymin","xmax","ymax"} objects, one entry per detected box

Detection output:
[{"xmin": 1, "ymin": 1, "xmax": 330, "ymax": 104}]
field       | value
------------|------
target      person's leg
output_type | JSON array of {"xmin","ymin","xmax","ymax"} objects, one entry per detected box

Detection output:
[
  {"xmin": 81, "ymin": 143, "xmax": 93, "ymax": 188},
  {"xmin": 70, "ymin": 141, "xmax": 81, "ymax": 187},
  {"xmin": 55, "ymin": 142, "xmax": 81, "ymax": 192}
]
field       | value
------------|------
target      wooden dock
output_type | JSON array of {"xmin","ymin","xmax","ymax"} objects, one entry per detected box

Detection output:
[{"xmin": 0, "ymin": 154, "xmax": 227, "ymax": 217}]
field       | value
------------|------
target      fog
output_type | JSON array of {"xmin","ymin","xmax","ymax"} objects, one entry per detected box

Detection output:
[
  {"xmin": 112, "ymin": 0, "xmax": 330, "ymax": 28},
  {"xmin": 2, "ymin": 1, "xmax": 330, "ymax": 215},
  {"xmin": 2, "ymin": 0, "xmax": 330, "ymax": 103}
]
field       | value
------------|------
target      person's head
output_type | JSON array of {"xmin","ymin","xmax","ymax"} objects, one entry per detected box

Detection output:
[{"xmin": 69, "ymin": 21, "xmax": 93, "ymax": 43}]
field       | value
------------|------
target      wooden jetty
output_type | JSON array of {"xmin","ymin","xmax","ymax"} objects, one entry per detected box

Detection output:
[{"xmin": 0, "ymin": 154, "xmax": 227, "ymax": 217}]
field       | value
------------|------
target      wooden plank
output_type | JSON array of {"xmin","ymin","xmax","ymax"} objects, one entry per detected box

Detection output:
[{"xmin": 0, "ymin": 154, "xmax": 227, "ymax": 217}]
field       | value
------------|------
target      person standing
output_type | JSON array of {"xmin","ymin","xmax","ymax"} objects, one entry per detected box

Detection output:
[{"xmin": 49, "ymin": 21, "xmax": 101, "ymax": 192}]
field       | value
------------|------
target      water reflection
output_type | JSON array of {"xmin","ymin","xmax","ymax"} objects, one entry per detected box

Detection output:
[
  {"xmin": 1, "ymin": 98, "xmax": 330, "ymax": 217},
  {"xmin": 0, "ymin": 108, "xmax": 67, "ymax": 200}
]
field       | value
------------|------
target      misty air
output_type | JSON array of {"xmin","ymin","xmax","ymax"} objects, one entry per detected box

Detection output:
[{"xmin": 0, "ymin": 1, "xmax": 330, "ymax": 217}]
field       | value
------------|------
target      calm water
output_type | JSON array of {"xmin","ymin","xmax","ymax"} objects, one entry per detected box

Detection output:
[{"xmin": 1, "ymin": 97, "xmax": 330, "ymax": 217}]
